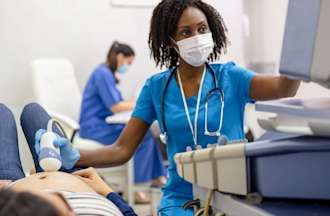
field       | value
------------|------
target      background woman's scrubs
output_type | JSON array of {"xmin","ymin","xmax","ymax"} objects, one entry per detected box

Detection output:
[
  {"xmin": 79, "ymin": 64, "xmax": 165, "ymax": 183},
  {"xmin": 132, "ymin": 62, "xmax": 256, "ymax": 215}
]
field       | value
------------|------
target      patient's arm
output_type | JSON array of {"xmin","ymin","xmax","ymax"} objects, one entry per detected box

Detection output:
[
  {"xmin": 74, "ymin": 168, "xmax": 137, "ymax": 216},
  {"xmin": 73, "ymin": 167, "xmax": 113, "ymax": 196}
]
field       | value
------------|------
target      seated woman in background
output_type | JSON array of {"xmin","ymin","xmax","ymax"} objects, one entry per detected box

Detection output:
[
  {"xmin": 0, "ymin": 103, "xmax": 136, "ymax": 216},
  {"xmin": 79, "ymin": 41, "xmax": 166, "ymax": 203}
]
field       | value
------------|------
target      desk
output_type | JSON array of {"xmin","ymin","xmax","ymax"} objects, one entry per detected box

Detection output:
[{"xmin": 105, "ymin": 111, "xmax": 132, "ymax": 124}]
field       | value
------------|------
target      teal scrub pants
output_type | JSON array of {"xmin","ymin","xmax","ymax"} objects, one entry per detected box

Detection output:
[{"xmin": 158, "ymin": 206, "xmax": 193, "ymax": 216}]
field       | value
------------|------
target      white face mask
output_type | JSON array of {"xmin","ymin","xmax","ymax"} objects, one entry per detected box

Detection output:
[{"xmin": 174, "ymin": 33, "xmax": 214, "ymax": 67}]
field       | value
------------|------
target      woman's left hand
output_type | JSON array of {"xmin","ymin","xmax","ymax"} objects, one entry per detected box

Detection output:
[{"xmin": 73, "ymin": 167, "xmax": 113, "ymax": 196}]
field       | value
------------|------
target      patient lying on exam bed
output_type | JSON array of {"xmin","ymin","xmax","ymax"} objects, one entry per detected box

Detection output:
[
  {"xmin": 0, "ymin": 103, "xmax": 136, "ymax": 216},
  {"xmin": 1, "ymin": 170, "xmax": 135, "ymax": 216}
]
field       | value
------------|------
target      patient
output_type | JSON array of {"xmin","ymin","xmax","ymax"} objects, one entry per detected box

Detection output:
[{"xmin": 0, "ymin": 103, "xmax": 137, "ymax": 216}]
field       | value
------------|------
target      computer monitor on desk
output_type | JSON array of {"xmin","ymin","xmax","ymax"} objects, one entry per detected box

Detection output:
[{"xmin": 280, "ymin": 0, "xmax": 330, "ymax": 88}]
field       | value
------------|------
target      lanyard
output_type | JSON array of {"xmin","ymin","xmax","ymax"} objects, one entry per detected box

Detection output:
[{"xmin": 177, "ymin": 67, "xmax": 206, "ymax": 148}]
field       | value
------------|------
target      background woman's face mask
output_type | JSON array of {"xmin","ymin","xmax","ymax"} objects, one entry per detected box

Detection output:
[
  {"xmin": 117, "ymin": 63, "xmax": 129, "ymax": 74},
  {"xmin": 173, "ymin": 33, "xmax": 214, "ymax": 67}
]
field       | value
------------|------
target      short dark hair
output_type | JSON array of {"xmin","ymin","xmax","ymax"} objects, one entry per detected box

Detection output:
[
  {"xmin": 0, "ymin": 189, "xmax": 60, "ymax": 216},
  {"xmin": 106, "ymin": 41, "xmax": 135, "ymax": 72},
  {"xmin": 148, "ymin": 0, "xmax": 228, "ymax": 68}
]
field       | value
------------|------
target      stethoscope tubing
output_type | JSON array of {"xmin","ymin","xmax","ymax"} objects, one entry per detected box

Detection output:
[{"xmin": 160, "ymin": 63, "xmax": 224, "ymax": 145}]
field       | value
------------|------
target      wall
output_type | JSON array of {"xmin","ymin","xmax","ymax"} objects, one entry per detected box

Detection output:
[
  {"xmin": 1, "ymin": 0, "xmax": 329, "ymax": 172},
  {"xmin": 244, "ymin": 0, "xmax": 330, "ymax": 98},
  {"xmin": 244, "ymin": 0, "xmax": 289, "ymax": 73},
  {"xmin": 0, "ymin": 0, "xmax": 159, "ymax": 171},
  {"xmin": 0, "ymin": 0, "xmax": 245, "ymax": 171}
]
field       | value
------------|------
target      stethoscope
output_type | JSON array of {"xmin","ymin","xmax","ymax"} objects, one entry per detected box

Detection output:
[{"xmin": 159, "ymin": 63, "xmax": 225, "ymax": 148}]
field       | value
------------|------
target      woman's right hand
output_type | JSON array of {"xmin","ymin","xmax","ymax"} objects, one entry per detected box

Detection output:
[{"xmin": 73, "ymin": 167, "xmax": 113, "ymax": 197}]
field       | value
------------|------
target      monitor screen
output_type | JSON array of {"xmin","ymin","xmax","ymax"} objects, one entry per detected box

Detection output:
[{"xmin": 280, "ymin": 0, "xmax": 330, "ymax": 87}]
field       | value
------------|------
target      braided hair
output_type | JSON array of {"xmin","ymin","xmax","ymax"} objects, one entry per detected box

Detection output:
[{"xmin": 148, "ymin": 0, "xmax": 228, "ymax": 68}]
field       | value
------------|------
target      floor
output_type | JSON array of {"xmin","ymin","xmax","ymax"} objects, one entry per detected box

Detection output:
[
  {"xmin": 132, "ymin": 187, "xmax": 162, "ymax": 216},
  {"xmin": 134, "ymin": 204, "xmax": 153, "ymax": 216}
]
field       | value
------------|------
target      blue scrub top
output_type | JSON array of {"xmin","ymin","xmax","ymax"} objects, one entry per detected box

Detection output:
[
  {"xmin": 132, "ymin": 62, "xmax": 256, "ymax": 210},
  {"xmin": 79, "ymin": 64, "xmax": 124, "ymax": 143}
]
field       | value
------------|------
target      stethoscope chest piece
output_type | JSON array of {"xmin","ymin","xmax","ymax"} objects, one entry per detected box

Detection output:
[{"xmin": 159, "ymin": 132, "xmax": 167, "ymax": 144}]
